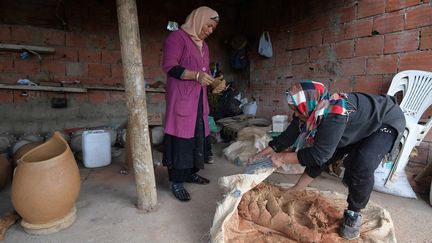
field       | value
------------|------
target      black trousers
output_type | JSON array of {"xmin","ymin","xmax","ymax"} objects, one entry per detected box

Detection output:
[{"xmin": 305, "ymin": 125, "xmax": 397, "ymax": 212}]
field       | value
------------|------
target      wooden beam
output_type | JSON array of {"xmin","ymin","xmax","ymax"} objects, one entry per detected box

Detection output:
[
  {"xmin": 0, "ymin": 84, "xmax": 87, "ymax": 93},
  {"xmin": 0, "ymin": 44, "xmax": 55, "ymax": 53},
  {"xmin": 116, "ymin": 0, "xmax": 157, "ymax": 211}
]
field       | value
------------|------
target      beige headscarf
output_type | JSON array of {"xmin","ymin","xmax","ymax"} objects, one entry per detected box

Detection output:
[{"xmin": 181, "ymin": 6, "xmax": 219, "ymax": 49}]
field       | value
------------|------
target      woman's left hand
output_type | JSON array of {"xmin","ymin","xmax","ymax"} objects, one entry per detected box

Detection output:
[{"xmin": 270, "ymin": 153, "xmax": 287, "ymax": 167}]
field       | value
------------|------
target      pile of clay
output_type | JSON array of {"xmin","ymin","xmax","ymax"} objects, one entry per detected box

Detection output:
[{"xmin": 217, "ymin": 182, "xmax": 396, "ymax": 243}]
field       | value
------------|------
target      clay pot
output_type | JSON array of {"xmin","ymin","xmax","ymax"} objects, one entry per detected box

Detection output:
[
  {"xmin": 0, "ymin": 154, "xmax": 12, "ymax": 191},
  {"xmin": 13, "ymin": 142, "xmax": 43, "ymax": 166},
  {"xmin": 11, "ymin": 131, "xmax": 80, "ymax": 229}
]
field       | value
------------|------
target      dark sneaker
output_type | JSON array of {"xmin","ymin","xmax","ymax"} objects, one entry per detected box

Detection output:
[
  {"xmin": 340, "ymin": 210, "xmax": 362, "ymax": 240},
  {"xmin": 205, "ymin": 155, "xmax": 214, "ymax": 164}
]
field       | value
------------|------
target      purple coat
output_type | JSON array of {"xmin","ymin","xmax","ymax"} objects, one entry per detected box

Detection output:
[{"xmin": 162, "ymin": 30, "xmax": 211, "ymax": 138}]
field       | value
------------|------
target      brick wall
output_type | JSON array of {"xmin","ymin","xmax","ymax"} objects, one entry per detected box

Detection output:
[
  {"xmin": 242, "ymin": 0, "xmax": 432, "ymax": 141},
  {"xmin": 0, "ymin": 0, "xmax": 233, "ymax": 134}
]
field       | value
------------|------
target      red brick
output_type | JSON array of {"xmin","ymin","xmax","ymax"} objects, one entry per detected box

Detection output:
[
  {"xmin": 324, "ymin": 28, "xmax": 345, "ymax": 43},
  {"xmin": 0, "ymin": 90, "xmax": 13, "ymax": 102},
  {"xmin": 355, "ymin": 36, "xmax": 384, "ymax": 57},
  {"xmin": 88, "ymin": 34, "xmax": 109, "ymax": 49},
  {"xmin": 15, "ymin": 60, "xmax": 40, "ymax": 74},
  {"xmin": 287, "ymin": 34, "xmax": 304, "ymax": 50},
  {"xmin": 41, "ymin": 62, "xmax": 66, "ymax": 76},
  {"xmin": 384, "ymin": 31, "xmax": 419, "ymax": 54},
  {"xmin": 329, "ymin": 78, "xmax": 354, "ymax": 93},
  {"xmin": 49, "ymin": 47, "xmax": 78, "ymax": 62},
  {"xmin": 110, "ymin": 92, "xmax": 126, "ymax": 102},
  {"xmin": 373, "ymin": 11, "xmax": 404, "ymax": 34},
  {"xmin": 340, "ymin": 57, "xmax": 366, "ymax": 75},
  {"xmin": 41, "ymin": 29, "xmax": 65, "ymax": 46},
  {"xmin": 354, "ymin": 75, "xmax": 384, "ymax": 93},
  {"xmin": 111, "ymin": 64, "xmax": 124, "ymax": 78},
  {"xmin": 0, "ymin": 24, "xmax": 11, "ymax": 41},
  {"xmin": 292, "ymin": 49, "xmax": 309, "ymax": 64},
  {"xmin": 304, "ymin": 30, "xmax": 323, "ymax": 47},
  {"xmin": 420, "ymin": 27, "xmax": 432, "ymax": 50},
  {"xmin": 66, "ymin": 32, "xmax": 88, "ymax": 47},
  {"xmin": 400, "ymin": 51, "xmax": 432, "ymax": 70},
  {"xmin": 367, "ymin": 55, "xmax": 398, "ymax": 74},
  {"xmin": 88, "ymin": 63, "xmax": 111, "ymax": 77},
  {"xmin": 406, "ymin": 5, "xmax": 432, "ymax": 29},
  {"xmin": 292, "ymin": 64, "xmax": 313, "ymax": 78},
  {"xmin": 98, "ymin": 78, "xmax": 119, "ymax": 86},
  {"xmin": 336, "ymin": 6, "xmax": 356, "ymax": 23},
  {"xmin": 309, "ymin": 14, "xmax": 331, "ymax": 32},
  {"xmin": 335, "ymin": 40, "xmax": 354, "ymax": 58},
  {"xmin": 275, "ymin": 52, "xmax": 292, "ymax": 67},
  {"xmin": 150, "ymin": 93, "xmax": 165, "ymax": 104},
  {"xmin": 0, "ymin": 59, "xmax": 14, "ymax": 72},
  {"xmin": 68, "ymin": 93, "xmax": 89, "ymax": 102},
  {"xmin": 358, "ymin": 0, "xmax": 386, "ymax": 18},
  {"xmin": 386, "ymin": 0, "xmax": 421, "ymax": 12},
  {"xmin": 310, "ymin": 46, "xmax": 327, "ymax": 60},
  {"xmin": 79, "ymin": 49, "xmax": 101, "ymax": 63},
  {"xmin": 11, "ymin": 26, "xmax": 33, "ymax": 44},
  {"xmin": 102, "ymin": 51, "xmax": 122, "ymax": 64},
  {"xmin": 344, "ymin": 18, "xmax": 373, "ymax": 39},
  {"xmin": 12, "ymin": 90, "xmax": 28, "ymax": 103},
  {"xmin": 88, "ymin": 91, "xmax": 110, "ymax": 103}
]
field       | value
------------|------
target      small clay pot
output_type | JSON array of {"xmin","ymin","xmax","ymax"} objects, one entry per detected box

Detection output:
[
  {"xmin": 0, "ymin": 154, "xmax": 12, "ymax": 191},
  {"xmin": 11, "ymin": 131, "xmax": 80, "ymax": 230}
]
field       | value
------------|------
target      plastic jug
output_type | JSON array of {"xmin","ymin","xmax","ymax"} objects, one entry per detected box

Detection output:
[{"xmin": 82, "ymin": 130, "xmax": 111, "ymax": 168}]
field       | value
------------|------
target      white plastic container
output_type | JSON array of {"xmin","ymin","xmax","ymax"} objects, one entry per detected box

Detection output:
[
  {"xmin": 272, "ymin": 115, "xmax": 288, "ymax": 132},
  {"xmin": 82, "ymin": 130, "xmax": 111, "ymax": 168},
  {"xmin": 242, "ymin": 101, "xmax": 257, "ymax": 115}
]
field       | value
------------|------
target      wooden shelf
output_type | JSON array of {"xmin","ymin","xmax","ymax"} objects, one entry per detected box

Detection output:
[
  {"xmin": 0, "ymin": 84, "xmax": 86, "ymax": 93},
  {"xmin": 84, "ymin": 85, "xmax": 165, "ymax": 93},
  {"xmin": 0, "ymin": 84, "xmax": 165, "ymax": 93},
  {"xmin": 0, "ymin": 44, "xmax": 55, "ymax": 53}
]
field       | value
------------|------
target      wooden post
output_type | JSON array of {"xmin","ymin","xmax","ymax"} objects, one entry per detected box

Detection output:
[{"xmin": 116, "ymin": 0, "xmax": 157, "ymax": 211}]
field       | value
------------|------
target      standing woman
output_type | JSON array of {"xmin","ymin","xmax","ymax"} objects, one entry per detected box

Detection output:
[{"xmin": 162, "ymin": 6, "xmax": 220, "ymax": 201}]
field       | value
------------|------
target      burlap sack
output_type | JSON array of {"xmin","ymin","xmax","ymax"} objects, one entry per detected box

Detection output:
[{"xmin": 210, "ymin": 168, "xmax": 397, "ymax": 243}]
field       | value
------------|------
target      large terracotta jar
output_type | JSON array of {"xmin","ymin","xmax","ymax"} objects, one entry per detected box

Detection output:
[{"xmin": 11, "ymin": 131, "xmax": 80, "ymax": 234}]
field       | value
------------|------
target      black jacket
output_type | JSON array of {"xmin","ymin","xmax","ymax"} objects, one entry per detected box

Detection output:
[{"xmin": 269, "ymin": 93, "xmax": 406, "ymax": 170}]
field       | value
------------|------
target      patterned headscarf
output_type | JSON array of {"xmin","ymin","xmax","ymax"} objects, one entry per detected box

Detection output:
[
  {"xmin": 181, "ymin": 6, "xmax": 219, "ymax": 49},
  {"xmin": 286, "ymin": 80, "xmax": 354, "ymax": 150}
]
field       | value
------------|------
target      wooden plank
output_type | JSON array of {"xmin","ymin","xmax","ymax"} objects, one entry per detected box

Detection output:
[
  {"xmin": 84, "ymin": 85, "xmax": 165, "ymax": 93},
  {"xmin": 0, "ymin": 44, "xmax": 55, "ymax": 53},
  {"xmin": 0, "ymin": 84, "xmax": 87, "ymax": 93}
]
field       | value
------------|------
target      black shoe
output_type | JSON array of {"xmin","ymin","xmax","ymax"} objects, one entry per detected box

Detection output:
[
  {"xmin": 340, "ymin": 210, "xmax": 362, "ymax": 240},
  {"xmin": 171, "ymin": 183, "xmax": 191, "ymax": 201},
  {"xmin": 185, "ymin": 174, "xmax": 210, "ymax": 184},
  {"xmin": 205, "ymin": 155, "xmax": 214, "ymax": 164}
]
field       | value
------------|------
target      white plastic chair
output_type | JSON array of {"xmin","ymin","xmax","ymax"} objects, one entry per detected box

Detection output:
[{"xmin": 385, "ymin": 70, "xmax": 432, "ymax": 187}]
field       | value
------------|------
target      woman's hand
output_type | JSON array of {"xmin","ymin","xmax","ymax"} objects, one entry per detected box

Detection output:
[
  {"xmin": 248, "ymin": 147, "xmax": 273, "ymax": 164},
  {"xmin": 269, "ymin": 153, "xmax": 287, "ymax": 167},
  {"xmin": 197, "ymin": 71, "xmax": 214, "ymax": 86},
  {"xmin": 212, "ymin": 78, "xmax": 226, "ymax": 93}
]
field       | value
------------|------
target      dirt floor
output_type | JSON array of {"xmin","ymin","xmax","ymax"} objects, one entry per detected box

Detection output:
[{"xmin": 1, "ymin": 143, "xmax": 431, "ymax": 242}]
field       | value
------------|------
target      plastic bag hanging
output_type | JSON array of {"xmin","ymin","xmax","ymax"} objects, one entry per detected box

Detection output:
[{"xmin": 258, "ymin": 31, "xmax": 273, "ymax": 58}]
